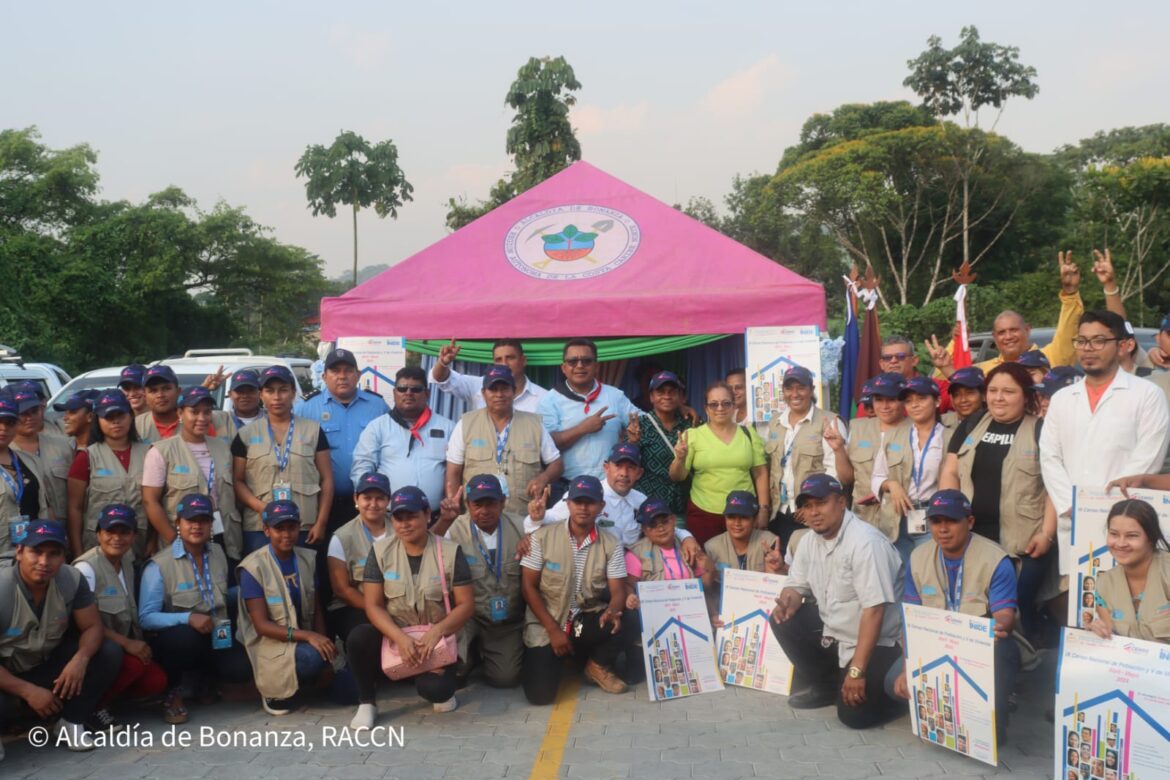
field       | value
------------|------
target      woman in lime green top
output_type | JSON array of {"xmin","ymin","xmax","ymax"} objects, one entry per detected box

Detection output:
[{"xmin": 668, "ymin": 381, "xmax": 768, "ymax": 545}]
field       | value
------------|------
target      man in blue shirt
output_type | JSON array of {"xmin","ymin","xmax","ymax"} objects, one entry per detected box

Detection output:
[{"xmin": 350, "ymin": 367, "xmax": 454, "ymax": 511}]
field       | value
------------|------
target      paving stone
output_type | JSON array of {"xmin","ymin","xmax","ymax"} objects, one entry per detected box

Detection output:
[
  {"xmin": 781, "ymin": 744, "xmax": 841, "ymax": 762},
  {"xmin": 837, "ymin": 744, "xmax": 902, "ymax": 762},
  {"xmin": 812, "ymin": 762, "xmax": 882, "ymax": 779},
  {"xmin": 874, "ymin": 758, "xmax": 944, "ymax": 776},
  {"xmin": 631, "ymin": 732, "xmax": 689, "ymax": 748},
  {"xmin": 686, "ymin": 760, "xmax": 758, "ymax": 778},
  {"xmin": 566, "ymin": 761, "xmax": 632, "ymax": 778}
]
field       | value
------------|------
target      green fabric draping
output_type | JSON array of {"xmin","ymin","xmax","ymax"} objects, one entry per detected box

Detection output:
[{"xmin": 407, "ymin": 335, "xmax": 727, "ymax": 366}]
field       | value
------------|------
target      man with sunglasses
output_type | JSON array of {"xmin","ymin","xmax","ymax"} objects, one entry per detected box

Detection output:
[
  {"xmin": 856, "ymin": 337, "xmax": 952, "ymax": 418},
  {"xmin": 351, "ymin": 366, "xmax": 453, "ymax": 514}
]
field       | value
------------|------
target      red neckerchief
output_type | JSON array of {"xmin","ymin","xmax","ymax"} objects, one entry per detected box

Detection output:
[{"xmin": 409, "ymin": 407, "xmax": 432, "ymax": 444}]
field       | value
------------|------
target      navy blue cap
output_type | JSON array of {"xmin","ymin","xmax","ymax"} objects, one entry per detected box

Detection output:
[
  {"xmin": 1016, "ymin": 351, "xmax": 1050, "ymax": 370},
  {"xmin": 466, "ymin": 474, "xmax": 506, "ymax": 502},
  {"xmin": 144, "ymin": 365, "xmax": 178, "ymax": 386},
  {"xmin": 782, "ymin": 365, "xmax": 815, "ymax": 387},
  {"xmin": 119, "ymin": 364, "xmax": 147, "ymax": 388},
  {"xmin": 178, "ymin": 386, "xmax": 215, "ymax": 407},
  {"xmin": 606, "ymin": 442, "xmax": 641, "ymax": 466},
  {"xmin": 925, "ymin": 489, "xmax": 973, "ymax": 521},
  {"xmin": 324, "ymin": 348, "xmax": 358, "ymax": 370},
  {"xmin": 566, "ymin": 475, "xmax": 604, "ymax": 502},
  {"xmin": 21, "ymin": 520, "xmax": 67, "ymax": 548},
  {"xmin": 94, "ymin": 391, "xmax": 132, "ymax": 418},
  {"xmin": 10, "ymin": 389, "xmax": 42, "ymax": 414},
  {"xmin": 648, "ymin": 370, "xmax": 684, "ymax": 391},
  {"xmin": 899, "ymin": 375, "xmax": 940, "ymax": 398},
  {"xmin": 262, "ymin": 499, "xmax": 301, "ymax": 526},
  {"xmin": 869, "ymin": 372, "xmax": 905, "ymax": 399},
  {"xmin": 482, "ymin": 365, "xmax": 515, "ymax": 389},
  {"xmin": 859, "ymin": 379, "xmax": 876, "ymax": 405},
  {"xmin": 175, "ymin": 493, "xmax": 215, "ymax": 521},
  {"xmin": 11, "ymin": 381, "xmax": 45, "ymax": 400},
  {"xmin": 98, "ymin": 503, "xmax": 137, "ymax": 531},
  {"xmin": 1036, "ymin": 366, "xmax": 1081, "ymax": 397},
  {"xmin": 795, "ymin": 473, "xmax": 844, "ymax": 505},
  {"xmin": 259, "ymin": 364, "xmax": 295, "ymax": 388},
  {"xmin": 390, "ymin": 486, "xmax": 430, "ymax": 515},
  {"xmin": 52, "ymin": 391, "xmax": 96, "ymax": 413},
  {"xmin": 230, "ymin": 369, "xmax": 260, "ymax": 390},
  {"xmin": 723, "ymin": 490, "xmax": 759, "ymax": 517},
  {"xmin": 948, "ymin": 366, "xmax": 986, "ymax": 390},
  {"xmin": 0, "ymin": 396, "xmax": 17, "ymax": 421},
  {"xmin": 355, "ymin": 472, "xmax": 391, "ymax": 495},
  {"xmin": 637, "ymin": 498, "xmax": 673, "ymax": 525}
]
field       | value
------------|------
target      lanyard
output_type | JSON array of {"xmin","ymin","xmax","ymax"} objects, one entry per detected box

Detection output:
[
  {"xmin": 471, "ymin": 523, "xmax": 503, "ymax": 583},
  {"xmin": 206, "ymin": 457, "xmax": 217, "ymax": 509},
  {"xmin": 268, "ymin": 418, "xmax": 296, "ymax": 472},
  {"xmin": 0, "ymin": 455, "xmax": 24, "ymax": 505},
  {"xmin": 644, "ymin": 413, "xmax": 679, "ymax": 451},
  {"xmin": 495, "ymin": 420, "xmax": 512, "ymax": 465},
  {"xmin": 661, "ymin": 542, "xmax": 686, "ymax": 579},
  {"xmin": 188, "ymin": 549, "xmax": 216, "ymax": 609},
  {"xmin": 940, "ymin": 548, "xmax": 964, "ymax": 612},
  {"xmin": 910, "ymin": 424, "xmax": 940, "ymax": 495}
]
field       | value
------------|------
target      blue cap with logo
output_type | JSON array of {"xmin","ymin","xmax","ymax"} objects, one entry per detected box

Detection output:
[
  {"xmin": 566, "ymin": 475, "xmax": 604, "ymax": 502},
  {"xmin": 637, "ymin": 498, "xmax": 673, "ymax": 525},
  {"xmin": 899, "ymin": 375, "xmax": 940, "ymax": 398},
  {"xmin": 606, "ymin": 442, "xmax": 641, "ymax": 466},
  {"xmin": 52, "ymin": 391, "xmax": 96, "ymax": 413},
  {"xmin": 1036, "ymin": 366, "xmax": 1081, "ymax": 397},
  {"xmin": 262, "ymin": 499, "xmax": 301, "ymax": 526},
  {"xmin": 21, "ymin": 520, "xmax": 67, "ymax": 548},
  {"xmin": 1016, "ymin": 351, "xmax": 1050, "ymax": 370},
  {"xmin": 178, "ymin": 386, "xmax": 215, "ymax": 408},
  {"xmin": 795, "ymin": 473, "xmax": 844, "ymax": 506},
  {"xmin": 144, "ymin": 365, "xmax": 178, "ymax": 386},
  {"xmin": 175, "ymin": 493, "xmax": 215, "ymax": 521},
  {"xmin": 782, "ymin": 365, "xmax": 815, "ymax": 387},
  {"xmin": 355, "ymin": 472, "xmax": 391, "ymax": 496},
  {"xmin": 12, "ymin": 381, "xmax": 45, "ymax": 400},
  {"xmin": 925, "ymin": 489, "xmax": 973, "ymax": 521},
  {"xmin": 481, "ymin": 365, "xmax": 515, "ymax": 389},
  {"xmin": 869, "ymin": 372, "xmax": 905, "ymax": 399},
  {"xmin": 94, "ymin": 391, "xmax": 132, "ymax": 418},
  {"xmin": 120, "ymin": 364, "xmax": 147, "ymax": 388},
  {"xmin": 859, "ymin": 378, "xmax": 877, "ymax": 406},
  {"xmin": 0, "ymin": 396, "xmax": 18, "ymax": 421},
  {"xmin": 259, "ymin": 364, "xmax": 295, "ymax": 388},
  {"xmin": 98, "ymin": 503, "xmax": 137, "ymax": 531},
  {"xmin": 648, "ymin": 370, "xmax": 684, "ymax": 391},
  {"xmin": 723, "ymin": 490, "xmax": 759, "ymax": 517},
  {"xmin": 230, "ymin": 369, "xmax": 260, "ymax": 390},
  {"xmin": 948, "ymin": 366, "xmax": 986, "ymax": 390},
  {"xmin": 9, "ymin": 389, "xmax": 41, "ymax": 414},
  {"xmin": 324, "ymin": 348, "xmax": 358, "ymax": 370},
  {"xmin": 390, "ymin": 485, "xmax": 430, "ymax": 515},
  {"xmin": 465, "ymin": 474, "xmax": 506, "ymax": 502}
]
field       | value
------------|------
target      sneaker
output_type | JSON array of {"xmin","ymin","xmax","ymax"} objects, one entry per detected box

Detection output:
[
  {"xmin": 262, "ymin": 697, "xmax": 292, "ymax": 716},
  {"xmin": 787, "ymin": 686, "xmax": 836, "ymax": 709},
  {"xmin": 350, "ymin": 703, "xmax": 377, "ymax": 730},
  {"xmin": 432, "ymin": 696, "xmax": 458, "ymax": 713},
  {"xmin": 55, "ymin": 721, "xmax": 94, "ymax": 752},
  {"xmin": 85, "ymin": 708, "xmax": 127, "ymax": 734},
  {"xmin": 583, "ymin": 660, "xmax": 628, "ymax": 694}
]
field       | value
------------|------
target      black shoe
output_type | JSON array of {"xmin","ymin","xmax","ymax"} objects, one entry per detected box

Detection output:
[{"xmin": 787, "ymin": 686, "xmax": 836, "ymax": 709}]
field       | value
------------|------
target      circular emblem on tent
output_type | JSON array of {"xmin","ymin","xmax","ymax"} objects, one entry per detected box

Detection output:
[{"xmin": 503, "ymin": 205, "xmax": 640, "ymax": 281}]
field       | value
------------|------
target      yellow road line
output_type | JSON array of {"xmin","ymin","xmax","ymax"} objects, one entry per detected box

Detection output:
[{"xmin": 528, "ymin": 675, "xmax": 582, "ymax": 780}]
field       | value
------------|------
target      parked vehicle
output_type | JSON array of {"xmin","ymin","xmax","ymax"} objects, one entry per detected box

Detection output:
[{"xmin": 0, "ymin": 345, "xmax": 71, "ymax": 398}]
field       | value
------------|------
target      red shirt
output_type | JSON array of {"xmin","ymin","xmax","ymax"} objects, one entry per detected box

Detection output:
[
  {"xmin": 68, "ymin": 447, "xmax": 133, "ymax": 484},
  {"xmin": 1085, "ymin": 377, "xmax": 1114, "ymax": 414}
]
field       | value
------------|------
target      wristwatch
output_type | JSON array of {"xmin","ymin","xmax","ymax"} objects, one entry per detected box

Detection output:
[{"xmin": 847, "ymin": 666, "xmax": 865, "ymax": 679}]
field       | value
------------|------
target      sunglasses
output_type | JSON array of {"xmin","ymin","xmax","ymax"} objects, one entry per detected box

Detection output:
[
  {"xmin": 564, "ymin": 357, "xmax": 596, "ymax": 367},
  {"xmin": 880, "ymin": 352, "xmax": 912, "ymax": 362},
  {"xmin": 395, "ymin": 386, "xmax": 426, "ymax": 394},
  {"xmin": 706, "ymin": 401, "xmax": 734, "ymax": 409}
]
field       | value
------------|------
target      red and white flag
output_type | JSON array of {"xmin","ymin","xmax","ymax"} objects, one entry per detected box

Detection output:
[{"xmin": 952, "ymin": 285, "xmax": 972, "ymax": 369}]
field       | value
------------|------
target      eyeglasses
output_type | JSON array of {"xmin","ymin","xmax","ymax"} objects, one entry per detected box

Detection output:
[
  {"xmin": 643, "ymin": 516, "xmax": 673, "ymax": 529},
  {"xmin": 1072, "ymin": 337, "xmax": 1119, "ymax": 351},
  {"xmin": 564, "ymin": 357, "xmax": 596, "ymax": 367},
  {"xmin": 880, "ymin": 352, "xmax": 912, "ymax": 362},
  {"xmin": 706, "ymin": 401, "xmax": 734, "ymax": 409},
  {"xmin": 395, "ymin": 386, "xmax": 426, "ymax": 394}
]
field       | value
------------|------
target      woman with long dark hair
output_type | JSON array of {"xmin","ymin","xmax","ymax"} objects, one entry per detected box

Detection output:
[{"xmin": 1088, "ymin": 499, "xmax": 1170, "ymax": 642}]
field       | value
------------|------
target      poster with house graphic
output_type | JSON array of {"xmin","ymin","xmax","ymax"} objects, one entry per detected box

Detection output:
[
  {"xmin": 902, "ymin": 603, "xmax": 998, "ymax": 767},
  {"xmin": 636, "ymin": 579, "xmax": 723, "ymax": 702},
  {"xmin": 1055, "ymin": 629, "xmax": 1170, "ymax": 780},
  {"xmin": 334, "ymin": 337, "xmax": 407, "ymax": 406},
  {"xmin": 715, "ymin": 569, "xmax": 794, "ymax": 695},
  {"xmin": 744, "ymin": 326, "xmax": 823, "ymax": 425},
  {"xmin": 1068, "ymin": 487, "xmax": 1170, "ymax": 629}
]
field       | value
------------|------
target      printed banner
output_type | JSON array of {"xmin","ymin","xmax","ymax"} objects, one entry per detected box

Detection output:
[
  {"xmin": 636, "ymin": 579, "xmax": 723, "ymax": 702},
  {"xmin": 1055, "ymin": 628, "xmax": 1170, "ymax": 780},
  {"xmin": 1068, "ymin": 487, "xmax": 1170, "ymax": 629},
  {"xmin": 335, "ymin": 337, "xmax": 407, "ymax": 406},
  {"xmin": 715, "ymin": 569, "xmax": 794, "ymax": 695},
  {"xmin": 745, "ymin": 325, "xmax": 823, "ymax": 425},
  {"xmin": 902, "ymin": 603, "xmax": 998, "ymax": 767}
]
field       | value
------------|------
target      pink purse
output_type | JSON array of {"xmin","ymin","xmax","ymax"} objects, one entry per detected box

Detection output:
[{"xmin": 380, "ymin": 536, "xmax": 459, "ymax": 680}]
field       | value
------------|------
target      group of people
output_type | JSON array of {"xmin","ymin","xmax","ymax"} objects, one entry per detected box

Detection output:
[{"xmin": 4, "ymin": 251, "xmax": 1170, "ymax": 760}]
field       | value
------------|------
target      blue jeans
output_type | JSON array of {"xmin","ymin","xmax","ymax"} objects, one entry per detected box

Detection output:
[{"xmin": 293, "ymin": 641, "xmax": 358, "ymax": 704}]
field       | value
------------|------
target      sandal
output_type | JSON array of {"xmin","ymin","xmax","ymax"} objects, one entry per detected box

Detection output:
[{"xmin": 163, "ymin": 691, "xmax": 189, "ymax": 725}]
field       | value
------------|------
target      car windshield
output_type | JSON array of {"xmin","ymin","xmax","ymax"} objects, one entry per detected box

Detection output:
[{"xmin": 55, "ymin": 374, "xmax": 225, "ymax": 406}]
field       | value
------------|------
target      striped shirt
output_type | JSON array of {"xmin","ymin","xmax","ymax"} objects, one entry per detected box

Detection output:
[{"xmin": 521, "ymin": 524, "xmax": 626, "ymax": 617}]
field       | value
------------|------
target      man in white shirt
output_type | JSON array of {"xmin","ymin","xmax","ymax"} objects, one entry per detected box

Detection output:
[
  {"xmin": 431, "ymin": 339, "xmax": 546, "ymax": 413},
  {"xmin": 1040, "ymin": 310, "xmax": 1170, "ymax": 578},
  {"xmin": 771, "ymin": 474, "xmax": 905, "ymax": 730}
]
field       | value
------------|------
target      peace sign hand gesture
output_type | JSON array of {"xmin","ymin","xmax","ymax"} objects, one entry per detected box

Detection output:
[
  {"xmin": 1058, "ymin": 251, "xmax": 1081, "ymax": 294},
  {"xmin": 625, "ymin": 413, "xmax": 642, "ymax": 444},
  {"xmin": 1092, "ymin": 249, "xmax": 1117, "ymax": 290},
  {"xmin": 439, "ymin": 338, "xmax": 461, "ymax": 367},
  {"xmin": 673, "ymin": 431, "xmax": 689, "ymax": 461},
  {"xmin": 528, "ymin": 485, "xmax": 551, "ymax": 523}
]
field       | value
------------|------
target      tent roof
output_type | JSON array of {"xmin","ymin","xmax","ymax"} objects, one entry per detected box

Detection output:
[{"xmin": 320, "ymin": 161, "xmax": 825, "ymax": 340}]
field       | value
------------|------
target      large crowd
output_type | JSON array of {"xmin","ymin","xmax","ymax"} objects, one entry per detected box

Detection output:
[{"xmin": 2, "ymin": 252, "xmax": 1170, "ymax": 763}]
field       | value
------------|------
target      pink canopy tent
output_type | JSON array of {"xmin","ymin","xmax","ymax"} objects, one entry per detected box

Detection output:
[{"xmin": 320, "ymin": 161, "xmax": 825, "ymax": 340}]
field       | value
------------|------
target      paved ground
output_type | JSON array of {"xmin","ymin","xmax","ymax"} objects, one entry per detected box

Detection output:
[{"xmin": 1, "ymin": 654, "xmax": 1057, "ymax": 780}]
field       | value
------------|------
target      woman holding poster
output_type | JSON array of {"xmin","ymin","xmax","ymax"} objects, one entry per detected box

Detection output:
[{"xmin": 1088, "ymin": 499, "xmax": 1170, "ymax": 642}]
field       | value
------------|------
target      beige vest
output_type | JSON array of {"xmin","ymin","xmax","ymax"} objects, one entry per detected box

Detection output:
[
  {"xmin": 845, "ymin": 417, "xmax": 884, "ymax": 527},
  {"xmin": 523, "ymin": 524, "xmax": 619, "ymax": 648},
  {"xmin": 238, "ymin": 416, "xmax": 322, "ymax": 532},
  {"xmin": 75, "ymin": 547, "xmax": 140, "ymax": 639},
  {"xmin": 0, "ymin": 565, "xmax": 79, "ymax": 673},
  {"xmin": 237, "ymin": 546, "xmax": 318, "ymax": 699},
  {"xmin": 460, "ymin": 409, "xmax": 545, "ymax": 515},
  {"xmin": 910, "ymin": 534, "xmax": 1011, "ymax": 617},
  {"xmin": 630, "ymin": 536, "xmax": 695, "ymax": 582},
  {"xmin": 151, "ymin": 435, "xmax": 242, "ymax": 559},
  {"xmin": 703, "ymin": 529, "xmax": 779, "ymax": 584},
  {"xmin": 788, "ymin": 528, "xmax": 810, "ymax": 559},
  {"xmin": 83, "ymin": 442, "xmax": 149, "ymax": 557},
  {"xmin": 327, "ymin": 515, "xmax": 385, "ymax": 611},
  {"xmin": 447, "ymin": 512, "xmax": 525, "ymax": 623},
  {"xmin": 874, "ymin": 419, "xmax": 954, "ymax": 541},
  {"xmin": 372, "ymin": 534, "xmax": 459, "ymax": 627},
  {"xmin": 766, "ymin": 407, "xmax": 833, "ymax": 510},
  {"xmin": 136, "ymin": 409, "xmax": 235, "ymax": 447},
  {"xmin": 0, "ymin": 452, "xmax": 50, "ymax": 556},
  {"xmin": 954, "ymin": 413, "xmax": 1045, "ymax": 555},
  {"xmin": 151, "ymin": 542, "xmax": 230, "ymax": 621},
  {"xmin": 1095, "ymin": 552, "xmax": 1170, "ymax": 642},
  {"xmin": 13, "ymin": 433, "xmax": 73, "ymax": 520}
]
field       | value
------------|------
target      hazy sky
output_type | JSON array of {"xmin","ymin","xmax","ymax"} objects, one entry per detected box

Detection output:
[{"xmin": 7, "ymin": 1, "xmax": 1168, "ymax": 279}]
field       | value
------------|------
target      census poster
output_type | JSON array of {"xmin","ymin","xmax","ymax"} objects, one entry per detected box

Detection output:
[
  {"xmin": 636, "ymin": 579, "xmax": 723, "ymax": 702},
  {"xmin": 744, "ymin": 326, "xmax": 823, "ymax": 425},
  {"xmin": 902, "ymin": 603, "xmax": 998, "ymax": 767},
  {"xmin": 334, "ymin": 337, "xmax": 407, "ymax": 406},
  {"xmin": 1068, "ymin": 487, "xmax": 1170, "ymax": 629},
  {"xmin": 715, "ymin": 569, "xmax": 794, "ymax": 695},
  {"xmin": 1055, "ymin": 629, "xmax": 1170, "ymax": 780}
]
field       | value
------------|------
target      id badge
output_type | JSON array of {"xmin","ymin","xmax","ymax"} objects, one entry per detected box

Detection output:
[
  {"xmin": 779, "ymin": 482, "xmax": 788, "ymax": 508},
  {"xmin": 211, "ymin": 510, "xmax": 225, "ymax": 536},
  {"xmin": 9, "ymin": 515, "xmax": 30, "ymax": 546},
  {"xmin": 497, "ymin": 475, "xmax": 509, "ymax": 498},
  {"xmin": 489, "ymin": 596, "xmax": 509, "ymax": 623},
  {"xmin": 906, "ymin": 508, "xmax": 928, "ymax": 536},
  {"xmin": 211, "ymin": 619, "xmax": 232, "ymax": 650},
  {"xmin": 273, "ymin": 483, "xmax": 292, "ymax": 502}
]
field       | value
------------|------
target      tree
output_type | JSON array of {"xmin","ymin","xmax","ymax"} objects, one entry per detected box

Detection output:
[
  {"xmin": 445, "ymin": 56, "xmax": 582, "ymax": 230},
  {"xmin": 295, "ymin": 131, "xmax": 413, "ymax": 285}
]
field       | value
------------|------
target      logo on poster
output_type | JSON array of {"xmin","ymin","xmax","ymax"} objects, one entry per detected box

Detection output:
[{"xmin": 503, "ymin": 205, "xmax": 640, "ymax": 281}]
